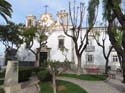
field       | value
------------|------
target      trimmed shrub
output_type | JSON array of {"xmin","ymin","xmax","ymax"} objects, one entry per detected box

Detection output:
[{"xmin": 37, "ymin": 69, "xmax": 52, "ymax": 82}]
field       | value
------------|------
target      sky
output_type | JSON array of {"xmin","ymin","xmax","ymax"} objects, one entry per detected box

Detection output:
[
  {"xmin": 0, "ymin": 0, "xmax": 85, "ymax": 54},
  {"xmin": 2, "ymin": 0, "xmax": 87, "ymax": 24},
  {"xmin": 0, "ymin": 0, "xmax": 103, "ymax": 55},
  {"xmin": 0, "ymin": 0, "xmax": 103, "ymax": 24}
]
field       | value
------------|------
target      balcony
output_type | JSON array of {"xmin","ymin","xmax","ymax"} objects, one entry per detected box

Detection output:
[{"xmin": 85, "ymin": 46, "xmax": 95, "ymax": 52}]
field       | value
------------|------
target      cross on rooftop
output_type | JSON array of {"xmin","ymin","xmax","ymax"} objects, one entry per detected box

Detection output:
[{"xmin": 44, "ymin": 5, "xmax": 48, "ymax": 13}]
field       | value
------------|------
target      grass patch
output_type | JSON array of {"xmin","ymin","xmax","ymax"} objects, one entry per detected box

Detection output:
[
  {"xmin": 40, "ymin": 80, "xmax": 87, "ymax": 93},
  {"xmin": 60, "ymin": 73, "xmax": 107, "ymax": 81}
]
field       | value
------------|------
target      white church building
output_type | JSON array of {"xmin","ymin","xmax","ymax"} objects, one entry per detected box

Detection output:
[{"xmin": 15, "ymin": 10, "xmax": 121, "ymax": 70}]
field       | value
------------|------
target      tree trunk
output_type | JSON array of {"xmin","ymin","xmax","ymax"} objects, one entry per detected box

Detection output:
[
  {"xmin": 35, "ymin": 52, "xmax": 40, "ymax": 67},
  {"xmin": 77, "ymin": 55, "xmax": 82, "ymax": 75},
  {"xmin": 5, "ymin": 52, "xmax": 8, "ymax": 65},
  {"xmin": 105, "ymin": 59, "xmax": 109, "ymax": 75},
  {"xmin": 122, "ymin": 55, "xmax": 125, "ymax": 83},
  {"xmin": 52, "ymin": 72, "xmax": 56, "ymax": 93}
]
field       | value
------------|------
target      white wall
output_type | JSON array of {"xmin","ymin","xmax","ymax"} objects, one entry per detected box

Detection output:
[
  {"xmin": 47, "ymin": 30, "xmax": 72, "ymax": 62},
  {"xmin": 15, "ymin": 27, "xmax": 120, "ymax": 70}
]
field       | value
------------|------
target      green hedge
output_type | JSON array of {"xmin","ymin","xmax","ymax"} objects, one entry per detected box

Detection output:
[
  {"xmin": 0, "ymin": 80, "xmax": 4, "ymax": 85},
  {"xmin": 19, "ymin": 67, "xmax": 45, "ymax": 82},
  {"xmin": 0, "ymin": 67, "xmax": 50, "ymax": 83},
  {"xmin": 19, "ymin": 67, "xmax": 32, "ymax": 82},
  {"xmin": 32, "ymin": 67, "xmax": 45, "ymax": 74},
  {"xmin": 0, "ymin": 88, "xmax": 5, "ymax": 93},
  {"xmin": 0, "ymin": 71, "xmax": 5, "ymax": 78},
  {"xmin": 0, "ymin": 67, "xmax": 33, "ymax": 83}
]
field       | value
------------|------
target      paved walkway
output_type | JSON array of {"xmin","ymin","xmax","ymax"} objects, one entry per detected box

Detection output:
[{"xmin": 57, "ymin": 75, "xmax": 125, "ymax": 93}]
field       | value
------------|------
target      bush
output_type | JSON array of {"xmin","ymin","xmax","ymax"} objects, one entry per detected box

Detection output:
[
  {"xmin": 37, "ymin": 69, "xmax": 52, "ymax": 82},
  {"xmin": 62, "ymin": 60, "xmax": 72, "ymax": 70},
  {"xmin": 40, "ymin": 60, "xmax": 49, "ymax": 67}
]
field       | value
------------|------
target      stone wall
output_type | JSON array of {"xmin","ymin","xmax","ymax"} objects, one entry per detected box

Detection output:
[{"xmin": 4, "ymin": 77, "xmax": 40, "ymax": 93}]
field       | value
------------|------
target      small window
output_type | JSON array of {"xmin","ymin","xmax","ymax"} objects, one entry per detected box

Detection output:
[
  {"xmin": 58, "ymin": 35, "xmax": 65, "ymax": 49},
  {"xmin": 58, "ymin": 39, "xmax": 64, "ymax": 48},
  {"xmin": 112, "ymin": 55, "xmax": 118, "ymax": 62},
  {"xmin": 86, "ymin": 54, "xmax": 94, "ymax": 63}
]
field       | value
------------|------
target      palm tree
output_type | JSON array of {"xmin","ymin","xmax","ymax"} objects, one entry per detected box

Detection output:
[{"xmin": 0, "ymin": 0, "xmax": 13, "ymax": 22}]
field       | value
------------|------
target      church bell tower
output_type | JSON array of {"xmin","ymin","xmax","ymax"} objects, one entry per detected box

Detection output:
[
  {"xmin": 56, "ymin": 10, "xmax": 68, "ymax": 26},
  {"xmin": 26, "ymin": 15, "xmax": 36, "ymax": 27}
]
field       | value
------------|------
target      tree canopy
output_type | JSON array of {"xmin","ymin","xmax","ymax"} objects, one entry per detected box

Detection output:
[{"xmin": 0, "ymin": 0, "xmax": 13, "ymax": 22}]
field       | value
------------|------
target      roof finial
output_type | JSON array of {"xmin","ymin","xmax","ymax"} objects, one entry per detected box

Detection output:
[
  {"xmin": 44, "ymin": 5, "xmax": 48, "ymax": 13},
  {"xmin": 74, "ymin": 0, "xmax": 76, "ymax": 5}
]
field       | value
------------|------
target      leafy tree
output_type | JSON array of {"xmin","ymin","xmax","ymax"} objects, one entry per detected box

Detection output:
[
  {"xmin": 0, "ymin": 21, "xmax": 23, "ymax": 50},
  {"xmin": 7, "ymin": 22, "xmax": 24, "ymax": 49},
  {"xmin": 22, "ymin": 26, "xmax": 47, "ymax": 66},
  {"xmin": 48, "ymin": 60, "xmax": 64, "ymax": 93},
  {"xmin": 61, "ymin": 1, "xmax": 99, "ymax": 75},
  {"xmin": 0, "ymin": 25, "xmax": 10, "ymax": 48},
  {"xmin": 102, "ymin": 0, "xmax": 125, "ymax": 82},
  {"xmin": 0, "ymin": 22, "xmax": 24, "ymax": 64},
  {"xmin": 0, "ymin": 0, "xmax": 13, "ymax": 22}
]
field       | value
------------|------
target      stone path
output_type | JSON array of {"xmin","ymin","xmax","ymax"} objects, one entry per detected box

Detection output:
[{"xmin": 57, "ymin": 76, "xmax": 125, "ymax": 93}]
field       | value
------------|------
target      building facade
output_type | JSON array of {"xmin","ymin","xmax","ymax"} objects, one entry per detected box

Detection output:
[{"xmin": 17, "ymin": 10, "xmax": 120, "ymax": 70}]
